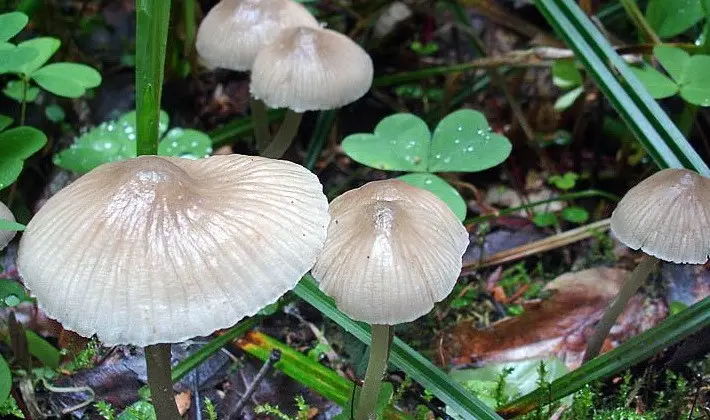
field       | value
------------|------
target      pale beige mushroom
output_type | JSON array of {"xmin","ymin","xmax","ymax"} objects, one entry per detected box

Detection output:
[
  {"xmin": 311, "ymin": 179, "xmax": 467, "ymax": 420},
  {"xmin": 195, "ymin": 0, "xmax": 319, "ymax": 71},
  {"xmin": 250, "ymin": 26, "xmax": 374, "ymax": 159},
  {"xmin": 0, "ymin": 201, "xmax": 17, "ymax": 251},
  {"xmin": 18, "ymin": 155, "xmax": 329, "ymax": 346},
  {"xmin": 250, "ymin": 26, "xmax": 373, "ymax": 112},
  {"xmin": 585, "ymin": 168, "xmax": 710, "ymax": 361},
  {"xmin": 610, "ymin": 168, "xmax": 710, "ymax": 264}
]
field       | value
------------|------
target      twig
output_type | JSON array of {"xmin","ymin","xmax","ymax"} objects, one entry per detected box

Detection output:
[{"xmin": 232, "ymin": 350, "xmax": 281, "ymax": 415}]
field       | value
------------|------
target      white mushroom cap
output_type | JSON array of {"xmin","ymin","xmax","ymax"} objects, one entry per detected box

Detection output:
[
  {"xmin": 17, "ymin": 155, "xmax": 329, "ymax": 346},
  {"xmin": 250, "ymin": 26, "xmax": 374, "ymax": 112},
  {"xmin": 0, "ymin": 202, "xmax": 16, "ymax": 251},
  {"xmin": 311, "ymin": 180, "xmax": 468, "ymax": 324},
  {"xmin": 611, "ymin": 168, "xmax": 710, "ymax": 264},
  {"xmin": 195, "ymin": 0, "xmax": 319, "ymax": 71}
]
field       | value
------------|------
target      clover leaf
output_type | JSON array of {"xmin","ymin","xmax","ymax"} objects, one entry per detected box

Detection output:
[
  {"xmin": 0, "ymin": 116, "xmax": 47, "ymax": 189},
  {"xmin": 54, "ymin": 110, "xmax": 213, "ymax": 174}
]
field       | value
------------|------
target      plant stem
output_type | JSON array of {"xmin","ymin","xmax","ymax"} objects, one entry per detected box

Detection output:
[
  {"xmin": 583, "ymin": 254, "xmax": 658, "ymax": 361},
  {"xmin": 355, "ymin": 324, "xmax": 393, "ymax": 420},
  {"xmin": 261, "ymin": 110, "xmax": 303, "ymax": 159},
  {"xmin": 145, "ymin": 344, "xmax": 181, "ymax": 420},
  {"xmin": 136, "ymin": 0, "xmax": 172, "ymax": 156},
  {"xmin": 19, "ymin": 78, "xmax": 28, "ymax": 126},
  {"xmin": 250, "ymin": 96, "xmax": 271, "ymax": 153}
]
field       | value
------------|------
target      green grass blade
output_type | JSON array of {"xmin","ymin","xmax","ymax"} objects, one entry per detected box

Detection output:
[
  {"xmin": 135, "ymin": 0, "xmax": 171, "ymax": 156},
  {"xmin": 305, "ymin": 110, "xmax": 337, "ymax": 170},
  {"xmin": 293, "ymin": 276, "xmax": 502, "ymax": 420},
  {"xmin": 536, "ymin": 0, "xmax": 710, "ymax": 175},
  {"xmin": 499, "ymin": 296, "xmax": 710, "ymax": 417}
]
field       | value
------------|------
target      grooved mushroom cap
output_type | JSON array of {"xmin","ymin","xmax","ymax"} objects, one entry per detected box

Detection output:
[
  {"xmin": 195, "ymin": 0, "xmax": 319, "ymax": 71},
  {"xmin": 610, "ymin": 168, "xmax": 710, "ymax": 264},
  {"xmin": 311, "ymin": 180, "xmax": 468, "ymax": 324},
  {"xmin": 0, "ymin": 202, "xmax": 16, "ymax": 251},
  {"xmin": 250, "ymin": 26, "xmax": 374, "ymax": 112},
  {"xmin": 17, "ymin": 155, "xmax": 330, "ymax": 346}
]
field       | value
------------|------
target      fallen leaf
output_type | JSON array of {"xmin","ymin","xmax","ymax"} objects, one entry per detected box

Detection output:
[{"xmin": 437, "ymin": 267, "xmax": 638, "ymax": 369}]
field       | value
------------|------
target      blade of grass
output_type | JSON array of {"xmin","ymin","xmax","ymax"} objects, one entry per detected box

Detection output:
[
  {"xmin": 135, "ymin": 0, "xmax": 171, "ymax": 156},
  {"xmin": 304, "ymin": 110, "xmax": 337, "ymax": 171},
  {"xmin": 293, "ymin": 275, "xmax": 502, "ymax": 420},
  {"xmin": 536, "ymin": 0, "xmax": 710, "ymax": 176},
  {"xmin": 499, "ymin": 296, "xmax": 710, "ymax": 417}
]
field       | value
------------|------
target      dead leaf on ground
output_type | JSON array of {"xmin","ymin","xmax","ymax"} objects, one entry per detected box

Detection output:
[{"xmin": 437, "ymin": 267, "xmax": 667, "ymax": 370}]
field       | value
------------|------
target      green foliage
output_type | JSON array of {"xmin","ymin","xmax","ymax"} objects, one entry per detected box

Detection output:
[
  {"xmin": 54, "ymin": 110, "xmax": 213, "ymax": 174},
  {"xmin": 0, "ymin": 116, "xmax": 47, "ymax": 190},
  {"xmin": 533, "ymin": 172, "xmax": 590, "ymax": 227},
  {"xmin": 0, "ymin": 396, "xmax": 23, "ymax": 418},
  {"xmin": 25, "ymin": 330, "xmax": 60, "ymax": 369},
  {"xmin": 254, "ymin": 403, "xmax": 292, "ymax": 420},
  {"xmin": 118, "ymin": 401, "xmax": 156, "ymax": 420},
  {"xmin": 634, "ymin": 45, "xmax": 710, "ymax": 106},
  {"xmin": 548, "ymin": 172, "xmax": 578, "ymax": 190},
  {"xmin": 342, "ymin": 110, "xmax": 512, "ymax": 220},
  {"xmin": 0, "ymin": 11, "xmax": 101, "ymax": 102},
  {"xmin": 96, "ymin": 401, "xmax": 117, "ymax": 420},
  {"xmin": 0, "ymin": 354, "xmax": 11, "ymax": 406},
  {"xmin": 335, "ymin": 382, "xmax": 394, "ymax": 420},
  {"xmin": 552, "ymin": 60, "xmax": 584, "ymax": 110},
  {"xmin": 450, "ymin": 358, "xmax": 568, "ymax": 410},
  {"xmin": 203, "ymin": 398, "xmax": 217, "ymax": 420},
  {"xmin": 63, "ymin": 338, "xmax": 100, "ymax": 372},
  {"xmin": 410, "ymin": 41, "xmax": 440, "ymax": 56},
  {"xmin": 0, "ymin": 280, "xmax": 31, "ymax": 307},
  {"xmin": 645, "ymin": 0, "xmax": 705, "ymax": 38}
]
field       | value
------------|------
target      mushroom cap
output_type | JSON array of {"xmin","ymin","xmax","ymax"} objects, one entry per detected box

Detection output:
[
  {"xmin": 195, "ymin": 0, "xmax": 319, "ymax": 71},
  {"xmin": 0, "ymin": 202, "xmax": 16, "ymax": 251},
  {"xmin": 17, "ymin": 155, "xmax": 329, "ymax": 346},
  {"xmin": 311, "ymin": 179, "xmax": 468, "ymax": 324},
  {"xmin": 610, "ymin": 168, "xmax": 710, "ymax": 264},
  {"xmin": 250, "ymin": 26, "xmax": 373, "ymax": 112}
]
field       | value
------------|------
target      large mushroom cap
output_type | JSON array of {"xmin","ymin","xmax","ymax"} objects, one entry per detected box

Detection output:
[
  {"xmin": 611, "ymin": 168, "xmax": 710, "ymax": 264},
  {"xmin": 250, "ymin": 26, "xmax": 373, "ymax": 112},
  {"xmin": 0, "ymin": 202, "xmax": 16, "ymax": 251},
  {"xmin": 195, "ymin": 0, "xmax": 319, "ymax": 71},
  {"xmin": 18, "ymin": 155, "xmax": 329, "ymax": 346},
  {"xmin": 311, "ymin": 180, "xmax": 468, "ymax": 324}
]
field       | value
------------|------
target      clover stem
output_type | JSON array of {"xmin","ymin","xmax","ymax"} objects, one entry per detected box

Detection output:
[
  {"xmin": 145, "ymin": 343, "xmax": 181, "ymax": 420},
  {"xmin": 250, "ymin": 96, "xmax": 271, "ymax": 153},
  {"xmin": 20, "ymin": 78, "xmax": 28, "ymax": 126},
  {"xmin": 355, "ymin": 324, "xmax": 393, "ymax": 420},
  {"xmin": 261, "ymin": 110, "xmax": 303, "ymax": 159},
  {"xmin": 583, "ymin": 254, "xmax": 659, "ymax": 362}
]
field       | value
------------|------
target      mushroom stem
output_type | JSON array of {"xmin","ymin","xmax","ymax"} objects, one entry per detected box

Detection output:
[
  {"xmin": 355, "ymin": 324, "xmax": 394, "ymax": 420},
  {"xmin": 145, "ymin": 344, "xmax": 181, "ymax": 420},
  {"xmin": 261, "ymin": 110, "xmax": 303, "ymax": 159},
  {"xmin": 583, "ymin": 254, "xmax": 659, "ymax": 362},
  {"xmin": 250, "ymin": 96, "xmax": 271, "ymax": 153}
]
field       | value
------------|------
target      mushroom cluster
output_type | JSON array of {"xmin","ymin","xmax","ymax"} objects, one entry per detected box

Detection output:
[
  {"xmin": 312, "ymin": 179, "xmax": 468, "ymax": 419},
  {"xmin": 584, "ymin": 168, "xmax": 710, "ymax": 361},
  {"xmin": 196, "ymin": 0, "xmax": 373, "ymax": 158},
  {"xmin": 18, "ymin": 155, "xmax": 330, "ymax": 418}
]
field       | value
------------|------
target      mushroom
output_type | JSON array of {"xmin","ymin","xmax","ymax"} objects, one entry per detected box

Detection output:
[
  {"xmin": 0, "ymin": 201, "xmax": 17, "ymax": 251},
  {"xmin": 195, "ymin": 0, "xmax": 319, "ymax": 152},
  {"xmin": 311, "ymin": 179, "xmax": 468, "ymax": 419},
  {"xmin": 250, "ymin": 26, "xmax": 374, "ymax": 159},
  {"xmin": 584, "ymin": 168, "xmax": 710, "ymax": 361},
  {"xmin": 18, "ymin": 155, "xmax": 329, "ymax": 418}
]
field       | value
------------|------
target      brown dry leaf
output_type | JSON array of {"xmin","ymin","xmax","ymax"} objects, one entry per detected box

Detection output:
[
  {"xmin": 175, "ymin": 391, "xmax": 191, "ymax": 415},
  {"xmin": 437, "ymin": 267, "xmax": 646, "ymax": 369}
]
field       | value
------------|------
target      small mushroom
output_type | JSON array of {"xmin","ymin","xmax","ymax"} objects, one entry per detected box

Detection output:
[
  {"xmin": 195, "ymin": 0, "xmax": 319, "ymax": 72},
  {"xmin": 311, "ymin": 179, "xmax": 468, "ymax": 419},
  {"xmin": 584, "ymin": 168, "xmax": 710, "ymax": 360},
  {"xmin": 250, "ymin": 26, "xmax": 374, "ymax": 158},
  {"xmin": 18, "ymin": 155, "xmax": 329, "ymax": 418},
  {"xmin": 195, "ymin": 0, "xmax": 319, "ymax": 152},
  {"xmin": 0, "ymin": 202, "xmax": 17, "ymax": 251}
]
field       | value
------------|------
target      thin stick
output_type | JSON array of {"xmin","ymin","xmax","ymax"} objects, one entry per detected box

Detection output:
[
  {"xmin": 261, "ymin": 110, "xmax": 303, "ymax": 159},
  {"xmin": 583, "ymin": 254, "xmax": 659, "ymax": 361},
  {"xmin": 145, "ymin": 344, "xmax": 181, "ymax": 420},
  {"xmin": 250, "ymin": 96, "xmax": 271, "ymax": 152},
  {"xmin": 355, "ymin": 324, "xmax": 393, "ymax": 420},
  {"xmin": 233, "ymin": 349, "xmax": 281, "ymax": 415}
]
